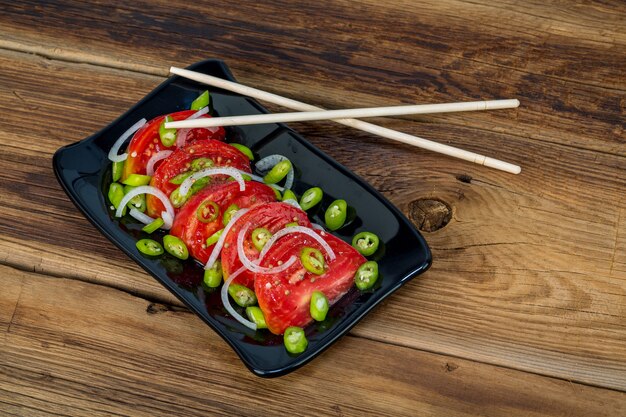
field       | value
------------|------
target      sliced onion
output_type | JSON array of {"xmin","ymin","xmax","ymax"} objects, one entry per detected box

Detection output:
[
  {"xmin": 146, "ymin": 150, "xmax": 173, "ymax": 176},
  {"xmin": 204, "ymin": 207, "xmax": 250, "ymax": 269},
  {"xmin": 311, "ymin": 223, "xmax": 325, "ymax": 231},
  {"xmin": 255, "ymin": 154, "xmax": 294, "ymax": 190},
  {"xmin": 108, "ymin": 118, "xmax": 147, "ymax": 162},
  {"xmin": 175, "ymin": 107, "xmax": 210, "ymax": 148},
  {"xmin": 282, "ymin": 199, "xmax": 301, "ymax": 209},
  {"xmin": 237, "ymin": 170, "xmax": 285, "ymax": 192},
  {"xmin": 115, "ymin": 186, "xmax": 175, "ymax": 230},
  {"xmin": 259, "ymin": 226, "xmax": 336, "ymax": 263},
  {"xmin": 236, "ymin": 224, "xmax": 297, "ymax": 274},
  {"xmin": 221, "ymin": 266, "xmax": 257, "ymax": 331},
  {"xmin": 129, "ymin": 208, "xmax": 154, "ymax": 224},
  {"xmin": 179, "ymin": 167, "xmax": 245, "ymax": 197}
]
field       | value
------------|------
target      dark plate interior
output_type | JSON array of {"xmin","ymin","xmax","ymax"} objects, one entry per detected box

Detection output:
[{"xmin": 52, "ymin": 59, "xmax": 432, "ymax": 377}]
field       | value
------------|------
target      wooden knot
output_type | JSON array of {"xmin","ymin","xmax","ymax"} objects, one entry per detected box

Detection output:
[{"xmin": 408, "ymin": 199, "xmax": 452, "ymax": 232}]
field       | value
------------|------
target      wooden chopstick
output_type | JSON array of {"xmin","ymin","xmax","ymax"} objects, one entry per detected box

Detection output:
[
  {"xmin": 165, "ymin": 99, "xmax": 520, "ymax": 129},
  {"xmin": 170, "ymin": 67, "xmax": 521, "ymax": 174}
]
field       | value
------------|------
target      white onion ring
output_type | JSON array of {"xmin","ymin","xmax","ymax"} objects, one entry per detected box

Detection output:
[
  {"xmin": 179, "ymin": 167, "xmax": 245, "ymax": 197},
  {"xmin": 236, "ymin": 170, "xmax": 285, "ymax": 192},
  {"xmin": 259, "ymin": 226, "xmax": 336, "ymax": 263},
  {"xmin": 108, "ymin": 118, "xmax": 147, "ymax": 162},
  {"xmin": 115, "ymin": 186, "xmax": 175, "ymax": 230},
  {"xmin": 282, "ymin": 199, "xmax": 301, "ymax": 209},
  {"xmin": 255, "ymin": 154, "xmax": 294, "ymax": 190},
  {"xmin": 236, "ymin": 224, "xmax": 297, "ymax": 274},
  {"xmin": 129, "ymin": 208, "xmax": 155, "ymax": 225},
  {"xmin": 311, "ymin": 223, "xmax": 325, "ymax": 231},
  {"xmin": 204, "ymin": 208, "xmax": 250, "ymax": 269},
  {"xmin": 175, "ymin": 107, "xmax": 210, "ymax": 148},
  {"xmin": 146, "ymin": 150, "xmax": 173, "ymax": 176},
  {"xmin": 220, "ymin": 266, "xmax": 257, "ymax": 331}
]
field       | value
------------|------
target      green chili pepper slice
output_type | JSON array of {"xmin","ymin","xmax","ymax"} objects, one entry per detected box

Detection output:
[
  {"xmin": 122, "ymin": 173, "xmax": 152, "ymax": 186},
  {"xmin": 136, "ymin": 239, "xmax": 164, "ymax": 256},
  {"xmin": 271, "ymin": 187, "xmax": 282, "ymax": 200},
  {"xmin": 203, "ymin": 260, "xmax": 223, "ymax": 288},
  {"xmin": 206, "ymin": 229, "xmax": 224, "ymax": 247},
  {"xmin": 190, "ymin": 176, "xmax": 211, "ymax": 194},
  {"xmin": 263, "ymin": 160, "xmax": 292, "ymax": 184},
  {"xmin": 352, "ymin": 232, "xmax": 380, "ymax": 256},
  {"xmin": 190, "ymin": 157, "xmax": 214, "ymax": 171},
  {"xmin": 230, "ymin": 143, "xmax": 254, "ymax": 160},
  {"xmin": 245, "ymin": 306, "xmax": 267, "ymax": 329},
  {"xmin": 281, "ymin": 189, "xmax": 297, "ymax": 202},
  {"xmin": 142, "ymin": 217, "xmax": 164, "ymax": 234},
  {"xmin": 300, "ymin": 247, "xmax": 326, "ymax": 275},
  {"xmin": 228, "ymin": 284, "xmax": 257, "ymax": 307},
  {"xmin": 309, "ymin": 291, "xmax": 329, "ymax": 322},
  {"xmin": 251, "ymin": 228, "xmax": 272, "ymax": 251},
  {"xmin": 108, "ymin": 182, "xmax": 125, "ymax": 209},
  {"xmin": 112, "ymin": 161, "xmax": 124, "ymax": 182},
  {"xmin": 123, "ymin": 185, "xmax": 146, "ymax": 212},
  {"xmin": 299, "ymin": 187, "xmax": 323, "ymax": 211},
  {"xmin": 354, "ymin": 261, "xmax": 379, "ymax": 291},
  {"xmin": 324, "ymin": 199, "xmax": 347, "ymax": 231},
  {"xmin": 284, "ymin": 326, "xmax": 308, "ymax": 354},
  {"xmin": 222, "ymin": 204, "xmax": 239, "ymax": 226},
  {"xmin": 190, "ymin": 90, "xmax": 210, "ymax": 110},
  {"xmin": 169, "ymin": 187, "xmax": 189, "ymax": 208},
  {"xmin": 163, "ymin": 235, "xmax": 189, "ymax": 260},
  {"xmin": 169, "ymin": 171, "xmax": 192, "ymax": 185},
  {"xmin": 285, "ymin": 221, "xmax": 299, "ymax": 228},
  {"xmin": 159, "ymin": 115, "xmax": 177, "ymax": 147},
  {"xmin": 196, "ymin": 200, "xmax": 220, "ymax": 223}
]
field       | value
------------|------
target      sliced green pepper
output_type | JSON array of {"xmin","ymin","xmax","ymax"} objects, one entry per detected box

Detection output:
[
  {"xmin": 108, "ymin": 182, "xmax": 125, "ymax": 209},
  {"xmin": 352, "ymin": 232, "xmax": 380, "ymax": 256},
  {"xmin": 203, "ymin": 260, "xmax": 223, "ymax": 288},
  {"xmin": 245, "ymin": 306, "xmax": 267, "ymax": 329},
  {"xmin": 196, "ymin": 200, "xmax": 220, "ymax": 223},
  {"xmin": 300, "ymin": 247, "xmax": 326, "ymax": 275},
  {"xmin": 228, "ymin": 284, "xmax": 257, "ymax": 307},
  {"xmin": 284, "ymin": 326, "xmax": 307, "ymax": 354},
  {"xmin": 169, "ymin": 171, "xmax": 192, "ymax": 185},
  {"xmin": 230, "ymin": 143, "xmax": 254, "ymax": 160},
  {"xmin": 169, "ymin": 187, "xmax": 189, "ymax": 208},
  {"xmin": 123, "ymin": 185, "xmax": 146, "ymax": 212},
  {"xmin": 122, "ymin": 173, "xmax": 152, "ymax": 186},
  {"xmin": 159, "ymin": 115, "xmax": 177, "ymax": 147},
  {"xmin": 222, "ymin": 204, "xmax": 239, "ymax": 226},
  {"xmin": 309, "ymin": 291, "xmax": 329, "ymax": 322},
  {"xmin": 111, "ymin": 161, "xmax": 124, "ymax": 182},
  {"xmin": 354, "ymin": 261, "xmax": 379, "ymax": 291},
  {"xmin": 190, "ymin": 90, "xmax": 210, "ymax": 110},
  {"xmin": 206, "ymin": 229, "xmax": 224, "ymax": 247},
  {"xmin": 271, "ymin": 187, "xmax": 282, "ymax": 200},
  {"xmin": 191, "ymin": 157, "xmax": 214, "ymax": 171},
  {"xmin": 163, "ymin": 235, "xmax": 189, "ymax": 260},
  {"xmin": 263, "ymin": 160, "xmax": 292, "ymax": 184},
  {"xmin": 251, "ymin": 228, "xmax": 272, "ymax": 251},
  {"xmin": 299, "ymin": 187, "xmax": 323, "ymax": 211},
  {"xmin": 285, "ymin": 221, "xmax": 299, "ymax": 228},
  {"xmin": 136, "ymin": 239, "xmax": 164, "ymax": 256},
  {"xmin": 142, "ymin": 217, "xmax": 164, "ymax": 234},
  {"xmin": 281, "ymin": 189, "xmax": 297, "ymax": 202},
  {"xmin": 190, "ymin": 176, "xmax": 211, "ymax": 194},
  {"xmin": 325, "ymin": 199, "xmax": 347, "ymax": 231}
]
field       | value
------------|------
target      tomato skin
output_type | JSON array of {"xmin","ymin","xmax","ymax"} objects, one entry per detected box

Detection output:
[
  {"xmin": 220, "ymin": 203, "xmax": 312, "ymax": 289},
  {"xmin": 121, "ymin": 110, "xmax": 226, "ymax": 181},
  {"xmin": 170, "ymin": 182, "xmax": 277, "ymax": 265},
  {"xmin": 254, "ymin": 231, "xmax": 365, "ymax": 335},
  {"xmin": 146, "ymin": 140, "xmax": 252, "ymax": 217}
]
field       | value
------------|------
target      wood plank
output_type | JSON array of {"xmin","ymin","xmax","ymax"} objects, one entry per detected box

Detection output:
[
  {"xmin": 2, "ymin": 265, "xmax": 625, "ymax": 417},
  {"xmin": 1, "ymin": 48, "xmax": 626, "ymax": 391},
  {"xmin": 0, "ymin": 0, "xmax": 624, "ymax": 157}
]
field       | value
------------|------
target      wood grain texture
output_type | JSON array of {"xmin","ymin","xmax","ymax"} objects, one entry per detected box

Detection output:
[{"xmin": 2, "ymin": 265, "xmax": 625, "ymax": 417}]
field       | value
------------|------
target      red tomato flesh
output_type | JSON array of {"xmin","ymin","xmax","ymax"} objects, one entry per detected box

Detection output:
[
  {"xmin": 254, "ymin": 231, "xmax": 365, "ymax": 335},
  {"xmin": 146, "ymin": 140, "xmax": 252, "ymax": 217},
  {"xmin": 170, "ymin": 182, "xmax": 277, "ymax": 265},
  {"xmin": 122, "ymin": 110, "xmax": 225, "ymax": 181},
  {"xmin": 220, "ymin": 202, "xmax": 312, "ymax": 289}
]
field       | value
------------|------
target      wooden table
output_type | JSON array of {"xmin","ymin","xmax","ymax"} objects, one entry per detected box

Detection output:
[{"xmin": 1, "ymin": 1, "xmax": 625, "ymax": 415}]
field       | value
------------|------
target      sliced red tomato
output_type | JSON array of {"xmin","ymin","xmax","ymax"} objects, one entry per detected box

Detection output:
[
  {"xmin": 220, "ymin": 202, "xmax": 312, "ymax": 289},
  {"xmin": 170, "ymin": 182, "xmax": 277, "ymax": 265},
  {"xmin": 254, "ymin": 231, "xmax": 365, "ymax": 335},
  {"xmin": 146, "ymin": 140, "xmax": 252, "ymax": 217},
  {"xmin": 121, "ymin": 110, "xmax": 226, "ymax": 181}
]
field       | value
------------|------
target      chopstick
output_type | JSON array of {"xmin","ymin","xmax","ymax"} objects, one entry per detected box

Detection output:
[
  {"xmin": 170, "ymin": 66, "xmax": 521, "ymax": 174},
  {"xmin": 165, "ymin": 99, "xmax": 520, "ymax": 129}
]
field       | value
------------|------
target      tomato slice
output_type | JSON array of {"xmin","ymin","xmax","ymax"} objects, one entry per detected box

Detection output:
[
  {"xmin": 145, "ymin": 140, "xmax": 252, "ymax": 217},
  {"xmin": 220, "ymin": 202, "xmax": 312, "ymax": 289},
  {"xmin": 254, "ymin": 231, "xmax": 365, "ymax": 335},
  {"xmin": 121, "ymin": 110, "xmax": 226, "ymax": 181},
  {"xmin": 170, "ymin": 182, "xmax": 277, "ymax": 265}
]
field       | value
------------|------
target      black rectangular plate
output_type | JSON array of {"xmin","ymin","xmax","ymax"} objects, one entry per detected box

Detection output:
[{"xmin": 52, "ymin": 59, "xmax": 432, "ymax": 377}]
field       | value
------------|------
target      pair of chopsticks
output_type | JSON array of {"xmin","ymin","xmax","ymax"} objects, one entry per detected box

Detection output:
[{"xmin": 167, "ymin": 67, "xmax": 521, "ymax": 174}]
